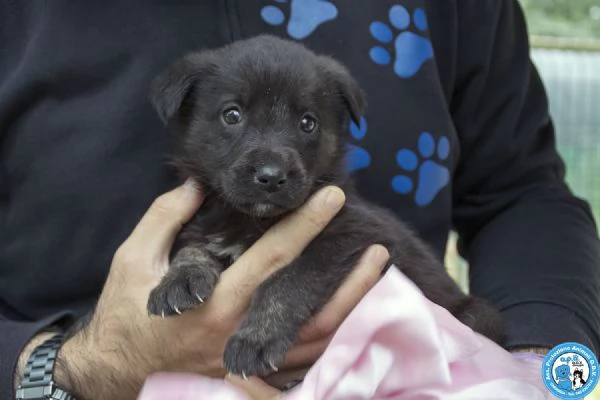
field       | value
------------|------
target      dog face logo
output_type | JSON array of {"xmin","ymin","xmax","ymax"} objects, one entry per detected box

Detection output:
[
  {"xmin": 542, "ymin": 342, "xmax": 599, "ymax": 399},
  {"xmin": 553, "ymin": 363, "xmax": 572, "ymax": 390},
  {"xmin": 151, "ymin": 35, "xmax": 365, "ymax": 217}
]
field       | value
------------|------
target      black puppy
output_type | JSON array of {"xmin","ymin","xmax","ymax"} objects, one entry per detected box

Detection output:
[{"xmin": 148, "ymin": 35, "xmax": 505, "ymax": 377}]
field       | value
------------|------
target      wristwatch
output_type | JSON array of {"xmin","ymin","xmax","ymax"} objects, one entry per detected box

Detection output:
[{"xmin": 15, "ymin": 333, "xmax": 77, "ymax": 400}]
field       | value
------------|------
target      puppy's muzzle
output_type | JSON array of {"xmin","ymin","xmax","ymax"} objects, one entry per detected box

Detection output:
[{"xmin": 239, "ymin": 147, "xmax": 305, "ymax": 195}]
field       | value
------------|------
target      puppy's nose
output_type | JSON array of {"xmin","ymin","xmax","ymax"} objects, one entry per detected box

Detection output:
[{"xmin": 253, "ymin": 165, "xmax": 287, "ymax": 192}]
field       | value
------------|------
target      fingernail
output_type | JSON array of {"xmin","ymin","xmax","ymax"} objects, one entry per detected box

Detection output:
[
  {"xmin": 368, "ymin": 245, "xmax": 390, "ymax": 268},
  {"xmin": 182, "ymin": 178, "xmax": 198, "ymax": 191},
  {"xmin": 181, "ymin": 178, "xmax": 205, "ymax": 204},
  {"xmin": 320, "ymin": 186, "xmax": 345, "ymax": 210}
]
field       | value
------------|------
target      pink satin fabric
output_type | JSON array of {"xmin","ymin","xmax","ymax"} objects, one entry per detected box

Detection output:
[{"xmin": 138, "ymin": 268, "xmax": 559, "ymax": 400}]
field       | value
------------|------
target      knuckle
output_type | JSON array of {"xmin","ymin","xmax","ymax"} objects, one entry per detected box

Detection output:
[
  {"xmin": 225, "ymin": 274, "xmax": 255, "ymax": 301},
  {"xmin": 204, "ymin": 309, "xmax": 229, "ymax": 328},
  {"xmin": 356, "ymin": 277, "xmax": 376, "ymax": 296},
  {"xmin": 262, "ymin": 247, "xmax": 289, "ymax": 269},
  {"xmin": 205, "ymin": 294, "xmax": 245, "ymax": 327},
  {"xmin": 149, "ymin": 193, "xmax": 189, "ymax": 229},
  {"xmin": 354, "ymin": 269, "xmax": 378, "ymax": 294},
  {"xmin": 150, "ymin": 194, "xmax": 175, "ymax": 216},
  {"xmin": 112, "ymin": 244, "xmax": 141, "ymax": 269},
  {"xmin": 309, "ymin": 314, "xmax": 336, "ymax": 338},
  {"xmin": 297, "ymin": 207, "xmax": 329, "ymax": 232},
  {"xmin": 247, "ymin": 241, "xmax": 290, "ymax": 270},
  {"xmin": 225, "ymin": 281, "xmax": 245, "ymax": 300}
]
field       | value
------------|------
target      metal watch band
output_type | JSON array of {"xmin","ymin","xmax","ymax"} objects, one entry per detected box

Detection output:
[{"xmin": 16, "ymin": 333, "xmax": 77, "ymax": 400}]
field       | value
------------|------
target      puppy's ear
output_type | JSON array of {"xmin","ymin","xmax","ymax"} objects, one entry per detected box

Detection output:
[
  {"xmin": 319, "ymin": 56, "xmax": 366, "ymax": 126},
  {"xmin": 150, "ymin": 51, "xmax": 217, "ymax": 125}
]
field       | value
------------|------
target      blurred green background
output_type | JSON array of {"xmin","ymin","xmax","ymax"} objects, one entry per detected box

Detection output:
[
  {"xmin": 447, "ymin": 0, "xmax": 600, "ymax": 286},
  {"xmin": 520, "ymin": 0, "xmax": 600, "ymax": 40},
  {"xmin": 521, "ymin": 0, "xmax": 600, "ymax": 237},
  {"xmin": 521, "ymin": 0, "xmax": 600, "ymax": 228},
  {"xmin": 445, "ymin": 0, "xmax": 600, "ymax": 397}
]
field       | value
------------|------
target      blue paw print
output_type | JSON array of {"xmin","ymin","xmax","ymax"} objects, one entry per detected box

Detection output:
[
  {"xmin": 392, "ymin": 132, "xmax": 450, "ymax": 206},
  {"xmin": 369, "ymin": 5, "xmax": 434, "ymax": 78},
  {"xmin": 346, "ymin": 116, "xmax": 370, "ymax": 172},
  {"xmin": 261, "ymin": 0, "xmax": 338, "ymax": 40}
]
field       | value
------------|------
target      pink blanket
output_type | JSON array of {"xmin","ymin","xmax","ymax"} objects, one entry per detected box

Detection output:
[{"xmin": 138, "ymin": 268, "xmax": 558, "ymax": 399}]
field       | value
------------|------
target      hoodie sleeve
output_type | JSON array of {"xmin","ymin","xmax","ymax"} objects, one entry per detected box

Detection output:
[{"xmin": 451, "ymin": 0, "xmax": 600, "ymax": 353}]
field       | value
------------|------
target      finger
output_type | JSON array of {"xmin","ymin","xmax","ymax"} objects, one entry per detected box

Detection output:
[
  {"xmin": 124, "ymin": 179, "xmax": 205, "ymax": 259},
  {"xmin": 264, "ymin": 368, "xmax": 309, "ymax": 391},
  {"xmin": 296, "ymin": 244, "xmax": 389, "ymax": 343},
  {"xmin": 212, "ymin": 186, "xmax": 345, "ymax": 313},
  {"xmin": 281, "ymin": 334, "xmax": 332, "ymax": 371},
  {"xmin": 226, "ymin": 375, "xmax": 282, "ymax": 400}
]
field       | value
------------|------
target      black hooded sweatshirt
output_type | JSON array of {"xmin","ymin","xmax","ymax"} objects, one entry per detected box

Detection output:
[{"xmin": 1, "ymin": 0, "xmax": 599, "ymax": 397}]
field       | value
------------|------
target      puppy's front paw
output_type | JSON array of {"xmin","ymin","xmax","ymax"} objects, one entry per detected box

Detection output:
[
  {"xmin": 147, "ymin": 264, "xmax": 219, "ymax": 317},
  {"xmin": 223, "ymin": 326, "xmax": 292, "ymax": 378}
]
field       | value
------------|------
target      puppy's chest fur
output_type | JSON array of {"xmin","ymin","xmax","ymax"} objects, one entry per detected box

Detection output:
[
  {"xmin": 173, "ymin": 197, "xmax": 273, "ymax": 266},
  {"xmin": 173, "ymin": 188, "xmax": 389, "ymax": 271},
  {"xmin": 204, "ymin": 234, "xmax": 247, "ymax": 265}
]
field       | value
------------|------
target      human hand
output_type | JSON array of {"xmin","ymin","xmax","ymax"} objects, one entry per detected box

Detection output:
[
  {"xmin": 263, "ymin": 242, "xmax": 390, "ymax": 389},
  {"xmin": 50, "ymin": 181, "xmax": 387, "ymax": 400},
  {"xmin": 226, "ymin": 375, "xmax": 282, "ymax": 400}
]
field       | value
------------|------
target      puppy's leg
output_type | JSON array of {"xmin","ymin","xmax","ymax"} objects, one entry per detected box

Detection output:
[
  {"xmin": 452, "ymin": 295, "xmax": 506, "ymax": 344},
  {"xmin": 147, "ymin": 246, "xmax": 224, "ymax": 317},
  {"xmin": 388, "ymin": 235, "xmax": 506, "ymax": 344},
  {"xmin": 223, "ymin": 246, "xmax": 360, "ymax": 377},
  {"xmin": 404, "ymin": 265, "xmax": 505, "ymax": 344}
]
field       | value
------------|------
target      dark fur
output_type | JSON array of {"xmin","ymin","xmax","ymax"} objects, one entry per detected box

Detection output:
[{"xmin": 148, "ymin": 35, "xmax": 505, "ymax": 376}]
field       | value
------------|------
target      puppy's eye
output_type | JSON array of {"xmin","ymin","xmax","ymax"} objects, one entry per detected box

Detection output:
[
  {"xmin": 300, "ymin": 115, "xmax": 317, "ymax": 133},
  {"xmin": 222, "ymin": 107, "xmax": 242, "ymax": 125}
]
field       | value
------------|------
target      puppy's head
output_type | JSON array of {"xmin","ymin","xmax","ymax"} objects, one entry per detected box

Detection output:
[{"xmin": 151, "ymin": 35, "xmax": 365, "ymax": 217}]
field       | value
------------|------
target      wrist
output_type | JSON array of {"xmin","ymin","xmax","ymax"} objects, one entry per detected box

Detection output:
[
  {"xmin": 56, "ymin": 329, "xmax": 150, "ymax": 400},
  {"xmin": 53, "ymin": 336, "xmax": 81, "ymax": 397}
]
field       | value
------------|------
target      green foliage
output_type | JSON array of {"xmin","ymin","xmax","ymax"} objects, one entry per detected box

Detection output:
[{"xmin": 519, "ymin": 0, "xmax": 600, "ymax": 39}]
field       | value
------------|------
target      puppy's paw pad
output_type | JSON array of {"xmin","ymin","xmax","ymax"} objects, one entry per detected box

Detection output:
[{"xmin": 223, "ymin": 328, "xmax": 290, "ymax": 377}]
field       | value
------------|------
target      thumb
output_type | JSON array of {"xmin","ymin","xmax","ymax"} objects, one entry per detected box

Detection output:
[{"xmin": 123, "ymin": 179, "xmax": 205, "ymax": 263}]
